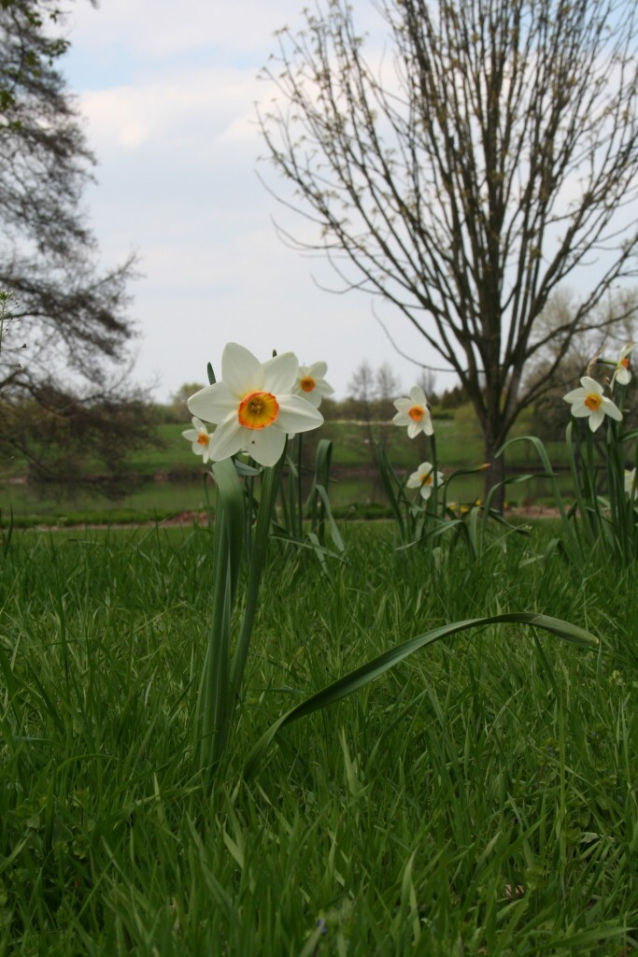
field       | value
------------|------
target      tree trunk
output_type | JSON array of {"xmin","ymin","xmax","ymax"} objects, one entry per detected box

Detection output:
[{"xmin": 481, "ymin": 423, "xmax": 507, "ymax": 513}]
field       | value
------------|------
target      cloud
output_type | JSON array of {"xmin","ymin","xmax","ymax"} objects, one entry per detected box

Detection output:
[
  {"xmin": 68, "ymin": 0, "xmax": 315, "ymax": 59},
  {"xmin": 79, "ymin": 63, "xmax": 258, "ymax": 157}
]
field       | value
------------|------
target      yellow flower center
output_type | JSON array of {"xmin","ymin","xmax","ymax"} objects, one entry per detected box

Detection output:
[
  {"xmin": 300, "ymin": 376, "xmax": 316, "ymax": 393},
  {"xmin": 197, "ymin": 432, "xmax": 210, "ymax": 446},
  {"xmin": 408, "ymin": 405, "xmax": 424, "ymax": 422},
  {"xmin": 584, "ymin": 393, "xmax": 602, "ymax": 412},
  {"xmin": 621, "ymin": 357, "xmax": 630, "ymax": 369},
  {"xmin": 421, "ymin": 471, "xmax": 433, "ymax": 486},
  {"xmin": 238, "ymin": 391, "xmax": 279, "ymax": 430}
]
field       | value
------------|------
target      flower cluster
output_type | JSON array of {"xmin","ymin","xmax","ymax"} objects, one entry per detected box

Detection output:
[
  {"xmin": 184, "ymin": 344, "xmax": 329, "ymax": 467},
  {"xmin": 562, "ymin": 344, "xmax": 634, "ymax": 432},
  {"xmin": 391, "ymin": 383, "xmax": 443, "ymax": 501}
]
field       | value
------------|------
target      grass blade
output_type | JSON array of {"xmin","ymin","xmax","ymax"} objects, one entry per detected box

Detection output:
[{"xmin": 243, "ymin": 612, "xmax": 598, "ymax": 776}]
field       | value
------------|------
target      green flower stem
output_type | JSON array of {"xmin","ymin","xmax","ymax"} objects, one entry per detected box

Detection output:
[
  {"xmin": 565, "ymin": 422, "xmax": 590, "ymax": 555},
  {"xmin": 230, "ymin": 451, "xmax": 285, "ymax": 703},
  {"xmin": 197, "ymin": 501, "xmax": 231, "ymax": 774},
  {"xmin": 296, "ymin": 433, "xmax": 304, "ymax": 539},
  {"xmin": 430, "ymin": 432, "xmax": 439, "ymax": 520},
  {"xmin": 583, "ymin": 426, "xmax": 601, "ymax": 539},
  {"xmin": 196, "ymin": 458, "xmax": 244, "ymax": 780}
]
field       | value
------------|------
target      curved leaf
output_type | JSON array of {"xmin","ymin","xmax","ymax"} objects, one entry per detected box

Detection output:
[{"xmin": 243, "ymin": 612, "xmax": 598, "ymax": 777}]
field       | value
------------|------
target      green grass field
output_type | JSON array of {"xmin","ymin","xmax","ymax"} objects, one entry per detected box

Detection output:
[{"xmin": 0, "ymin": 522, "xmax": 636, "ymax": 955}]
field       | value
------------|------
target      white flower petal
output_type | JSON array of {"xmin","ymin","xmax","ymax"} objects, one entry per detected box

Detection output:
[
  {"xmin": 222, "ymin": 343, "xmax": 264, "ymax": 396},
  {"xmin": 588, "ymin": 409, "xmax": 604, "ymax": 431},
  {"xmin": 571, "ymin": 403, "xmax": 592, "ymax": 417},
  {"xmin": 244, "ymin": 426, "xmax": 286, "ymax": 467},
  {"xmin": 393, "ymin": 410, "xmax": 410, "ymax": 425},
  {"xmin": 300, "ymin": 389, "xmax": 322, "ymax": 408},
  {"xmin": 563, "ymin": 387, "xmax": 587, "ymax": 404},
  {"xmin": 262, "ymin": 352, "xmax": 298, "ymax": 394},
  {"xmin": 580, "ymin": 376, "xmax": 603, "ymax": 394},
  {"xmin": 209, "ymin": 417, "xmax": 245, "ymax": 461},
  {"xmin": 615, "ymin": 367, "xmax": 632, "ymax": 385},
  {"xmin": 188, "ymin": 382, "xmax": 236, "ymax": 424},
  {"xmin": 409, "ymin": 385, "xmax": 427, "ymax": 405},
  {"xmin": 406, "ymin": 471, "xmax": 421, "ymax": 489},
  {"xmin": 407, "ymin": 421, "xmax": 420, "ymax": 438},
  {"xmin": 420, "ymin": 485, "xmax": 432, "ymax": 500},
  {"xmin": 182, "ymin": 429, "xmax": 199, "ymax": 441},
  {"xmin": 309, "ymin": 361, "xmax": 328, "ymax": 379},
  {"xmin": 393, "ymin": 398, "xmax": 412, "ymax": 413},
  {"xmin": 276, "ymin": 394, "xmax": 324, "ymax": 433},
  {"xmin": 602, "ymin": 397, "xmax": 623, "ymax": 421}
]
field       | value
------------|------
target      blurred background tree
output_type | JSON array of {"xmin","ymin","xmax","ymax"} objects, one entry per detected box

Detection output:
[{"xmin": 0, "ymin": 0, "xmax": 154, "ymax": 496}]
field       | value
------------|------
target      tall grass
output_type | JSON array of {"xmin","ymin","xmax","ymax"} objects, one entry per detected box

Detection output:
[{"xmin": 0, "ymin": 524, "xmax": 636, "ymax": 955}]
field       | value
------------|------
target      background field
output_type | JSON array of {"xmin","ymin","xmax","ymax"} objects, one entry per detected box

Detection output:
[{"xmin": 0, "ymin": 405, "xmax": 571, "ymax": 525}]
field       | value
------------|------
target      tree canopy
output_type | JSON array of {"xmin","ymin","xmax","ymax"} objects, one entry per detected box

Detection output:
[
  {"xmin": 259, "ymin": 0, "xmax": 638, "ymax": 494},
  {"xmin": 0, "ymin": 0, "xmax": 152, "ymax": 492}
]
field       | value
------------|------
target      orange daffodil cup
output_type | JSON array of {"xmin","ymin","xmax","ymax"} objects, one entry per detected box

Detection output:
[
  {"xmin": 392, "ymin": 385, "xmax": 434, "ymax": 438},
  {"xmin": 187, "ymin": 343, "xmax": 324, "ymax": 467}
]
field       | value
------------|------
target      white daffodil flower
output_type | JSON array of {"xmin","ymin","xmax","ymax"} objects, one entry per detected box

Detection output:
[
  {"xmin": 406, "ymin": 461, "xmax": 444, "ymax": 501},
  {"xmin": 563, "ymin": 376, "xmax": 623, "ymax": 432},
  {"xmin": 625, "ymin": 468, "xmax": 636, "ymax": 497},
  {"xmin": 613, "ymin": 342, "xmax": 634, "ymax": 386},
  {"xmin": 182, "ymin": 416, "xmax": 215, "ymax": 464},
  {"xmin": 292, "ymin": 361, "xmax": 335, "ymax": 409},
  {"xmin": 187, "ymin": 343, "xmax": 324, "ymax": 467},
  {"xmin": 393, "ymin": 385, "xmax": 434, "ymax": 438}
]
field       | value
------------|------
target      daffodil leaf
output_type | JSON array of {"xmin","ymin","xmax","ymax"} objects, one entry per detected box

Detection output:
[
  {"xmin": 233, "ymin": 459, "xmax": 262, "ymax": 477},
  {"xmin": 243, "ymin": 613, "xmax": 598, "ymax": 778}
]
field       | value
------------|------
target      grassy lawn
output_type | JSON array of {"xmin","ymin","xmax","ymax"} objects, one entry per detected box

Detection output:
[{"xmin": 0, "ymin": 522, "xmax": 636, "ymax": 954}]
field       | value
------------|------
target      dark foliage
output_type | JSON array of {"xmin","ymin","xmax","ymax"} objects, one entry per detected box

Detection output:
[{"xmin": 0, "ymin": 1, "xmax": 155, "ymax": 491}]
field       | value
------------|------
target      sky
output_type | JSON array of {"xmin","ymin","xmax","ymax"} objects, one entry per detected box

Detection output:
[{"xmin": 61, "ymin": 0, "xmax": 446, "ymax": 403}]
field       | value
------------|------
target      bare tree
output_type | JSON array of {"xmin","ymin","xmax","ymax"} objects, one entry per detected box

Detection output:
[
  {"xmin": 258, "ymin": 0, "xmax": 638, "ymax": 502},
  {"xmin": 376, "ymin": 361, "xmax": 401, "ymax": 403},
  {"xmin": 347, "ymin": 358, "xmax": 400, "ymax": 457},
  {"xmin": 417, "ymin": 368, "xmax": 437, "ymax": 404}
]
